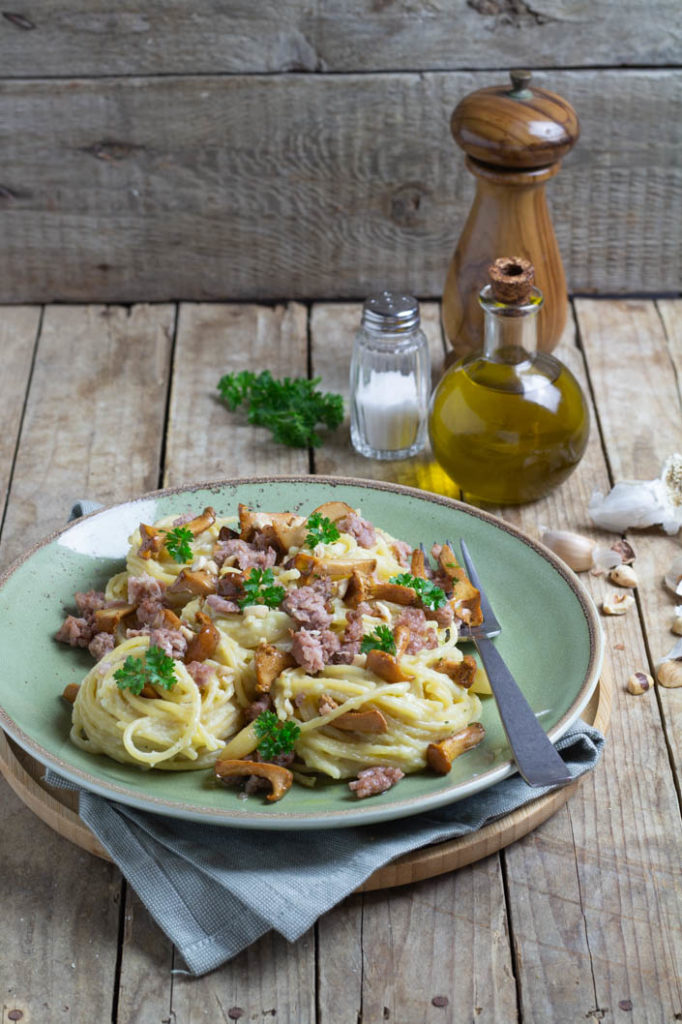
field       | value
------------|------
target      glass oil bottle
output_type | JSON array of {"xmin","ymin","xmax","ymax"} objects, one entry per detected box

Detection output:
[{"xmin": 429, "ymin": 256, "xmax": 589, "ymax": 504}]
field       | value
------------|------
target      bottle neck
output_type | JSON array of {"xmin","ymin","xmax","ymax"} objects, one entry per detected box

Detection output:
[{"xmin": 479, "ymin": 285, "xmax": 542, "ymax": 362}]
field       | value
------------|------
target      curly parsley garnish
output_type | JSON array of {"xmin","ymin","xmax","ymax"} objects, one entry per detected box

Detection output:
[
  {"xmin": 254, "ymin": 710, "xmax": 301, "ymax": 760},
  {"xmin": 389, "ymin": 572, "xmax": 448, "ymax": 611},
  {"xmin": 217, "ymin": 370, "xmax": 344, "ymax": 448},
  {"xmin": 162, "ymin": 525, "xmax": 194, "ymax": 563},
  {"xmin": 304, "ymin": 511, "xmax": 341, "ymax": 549},
  {"xmin": 238, "ymin": 568, "xmax": 286, "ymax": 611},
  {"xmin": 114, "ymin": 644, "xmax": 177, "ymax": 695},
  {"xmin": 360, "ymin": 625, "xmax": 397, "ymax": 655}
]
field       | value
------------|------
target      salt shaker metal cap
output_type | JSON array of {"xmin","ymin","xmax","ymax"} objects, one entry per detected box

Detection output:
[
  {"xmin": 350, "ymin": 290, "xmax": 430, "ymax": 461},
  {"xmin": 362, "ymin": 292, "xmax": 421, "ymax": 334}
]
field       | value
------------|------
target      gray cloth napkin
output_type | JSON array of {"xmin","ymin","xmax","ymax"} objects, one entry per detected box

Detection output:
[
  {"xmin": 50, "ymin": 502, "xmax": 605, "ymax": 976},
  {"xmin": 45, "ymin": 726, "xmax": 604, "ymax": 976}
]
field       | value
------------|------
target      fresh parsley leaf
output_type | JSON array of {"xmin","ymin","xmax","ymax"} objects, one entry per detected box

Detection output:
[
  {"xmin": 143, "ymin": 645, "xmax": 178, "ymax": 691},
  {"xmin": 254, "ymin": 710, "xmax": 301, "ymax": 760},
  {"xmin": 163, "ymin": 525, "xmax": 194, "ymax": 563},
  {"xmin": 217, "ymin": 370, "xmax": 344, "ymax": 448},
  {"xmin": 114, "ymin": 644, "xmax": 177, "ymax": 695},
  {"xmin": 304, "ymin": 511, "xmax": 341, "ymax": 549},
  {"xmin": 389, "ymin": 572, "xmax": 447, "ymax": 611},
  {"xmin": 238, "ymin": 568, "xmax": 286, "ymax": 611},
  {"xmin": 360, "ymin": 624, "xmax": 396, "ymax": 655}
]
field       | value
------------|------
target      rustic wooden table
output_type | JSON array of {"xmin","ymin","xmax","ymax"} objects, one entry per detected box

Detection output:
[{"xmin": 1, "ymin": 297, "xmax": 681, "ymax": 1023}]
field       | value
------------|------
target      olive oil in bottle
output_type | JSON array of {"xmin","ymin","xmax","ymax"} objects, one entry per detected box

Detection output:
[{"xmin": 429, "ymin": 257, "xmax": 589, "ymax": 504}]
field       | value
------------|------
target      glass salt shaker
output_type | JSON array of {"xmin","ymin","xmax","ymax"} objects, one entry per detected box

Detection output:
[{"xmin": 350, "ymin": 292, "xmax": 430, "ymax": 460}]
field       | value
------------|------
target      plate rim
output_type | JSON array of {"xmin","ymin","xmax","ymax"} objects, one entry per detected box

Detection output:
[{"xmin": 0, "ymin": 474, "xmax": 605, "ymax": 829}]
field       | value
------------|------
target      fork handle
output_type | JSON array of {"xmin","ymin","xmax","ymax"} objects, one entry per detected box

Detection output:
[{"xmin": 472, "ymin": 635, "xmax": 573, "ymax": 788}]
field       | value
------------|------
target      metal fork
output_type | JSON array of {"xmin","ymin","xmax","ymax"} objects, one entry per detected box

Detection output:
[{"xmin": 455, "ymin": 539, "xmax": 572, "ymax": 788}]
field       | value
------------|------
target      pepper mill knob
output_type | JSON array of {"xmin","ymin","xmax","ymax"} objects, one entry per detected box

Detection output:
[{"xmin": 443, "ymin": 71, "xmax": 579, "ymax": 356}]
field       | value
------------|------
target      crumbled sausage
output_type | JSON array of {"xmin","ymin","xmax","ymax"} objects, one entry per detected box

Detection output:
[
  {"xmin": 337, "ymin": 512, "xmax": 377, "ymax": 549},
  {"xmin": 290, "ymin": 628, "xmax": 340, "ymax": 674},
  {"xmin": 348, "ymin": 766, "xmax": 404, "ymax": 798},
  {"xmin": 282, "ymin": 578, "xmax": 333, "ymax": 630}
]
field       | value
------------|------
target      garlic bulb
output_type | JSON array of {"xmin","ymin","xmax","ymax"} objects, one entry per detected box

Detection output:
[
  {"xmin": 540, "ymin": 527, "xmax": 622, "ymax": 573},
  {"xmin": 589, "ymin": 453, "xmax": 682, "ymax": 535}
]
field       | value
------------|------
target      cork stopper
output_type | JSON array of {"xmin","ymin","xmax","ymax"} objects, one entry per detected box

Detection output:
[{"xmin": 488, "ymin": 257, "xmax": 534, "ymax": 304}]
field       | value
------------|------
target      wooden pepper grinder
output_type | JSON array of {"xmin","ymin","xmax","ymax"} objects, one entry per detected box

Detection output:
[{"xmin": 442, "ymin": 70, "xmax": 579, "ymax": 357}]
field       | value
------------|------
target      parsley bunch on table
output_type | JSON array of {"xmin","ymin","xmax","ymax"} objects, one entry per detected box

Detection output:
[
  {"xmin": 304, "ymin": 512, "xmax": 340, "ymax": 549},
  {"xmin": 254, "ymin": 710, "xmax": 301, "ymax": 760},
  {"xmin": 238, "ymin": 568, "xmax": 286, "ymax": 611},
  {"xmin": 113, "ymin": 644, "xmax": 177, "ymax": 695},
  {"xmin": 360, "ymin": 625, "xmax": 396, "ymax": 655},
  {"xmin": 217, "ymin": 370, "xmax": 344, "ymax": 448},
  {"xmin": 389, "ymin": 572, "xmax": 447, "ymax": 611}
]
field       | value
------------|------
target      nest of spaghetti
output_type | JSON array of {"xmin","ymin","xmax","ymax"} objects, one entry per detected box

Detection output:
[{"xmin": 56, "ymin": 500, "xmax": 488, "ymax": 800}]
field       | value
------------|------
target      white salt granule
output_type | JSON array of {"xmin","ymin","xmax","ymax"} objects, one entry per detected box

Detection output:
[{"xmin": 354, "ymin": 370, "xmax": 421, "ymax": 451}]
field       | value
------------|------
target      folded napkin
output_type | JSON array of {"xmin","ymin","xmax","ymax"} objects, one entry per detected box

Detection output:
[{"xmin": 48, "ymin": 502, "xmax": 605, "ymax": 976}]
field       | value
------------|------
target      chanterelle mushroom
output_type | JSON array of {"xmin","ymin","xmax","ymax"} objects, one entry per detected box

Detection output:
[
  {"xmin": 213, "ymin": 759, "xmax": 293, "ymax": 802},
  {"xmin": 426, "ymin": 723, "xmax": 486, "ymax": 774}
]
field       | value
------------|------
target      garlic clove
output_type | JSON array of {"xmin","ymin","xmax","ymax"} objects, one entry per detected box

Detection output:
[
  {"xmin": 672, "ymin": 616, "xmax": 682, "ymax": 636},
  {"xmin": 602, "ymin": 593, "xmax": 636, "ymax": 615},
  {"xmin": 656, "ymin": 637, "xmax": 682, "ymax": 688},
  {"xmin": 608, "ymin": 565, "xmax": 638, "ymax": 588},
  {"xmin": 540, "ymin": 528, "xmax": 596, "ymax": 571},
  {"xmin": 664, "ymin": 554, "xmax": 682, "ymax": 597}
]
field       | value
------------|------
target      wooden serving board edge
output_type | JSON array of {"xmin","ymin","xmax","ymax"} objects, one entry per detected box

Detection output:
[{"xmin": 0, "ymin": 675, "xmax": 611, "ymax": 891}]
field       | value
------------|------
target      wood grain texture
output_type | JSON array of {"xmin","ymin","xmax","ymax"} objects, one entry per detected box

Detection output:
[
  {"xmin": 0, "ymin": 71, "xmax": 679, "ymax": 304},
  {"xmin": 0, "ymin": 306, "xmax": 40, "ymax": 514},
  {"xmin": 0, "ymin": 304, "xmax": 174, "ymax": 566},
  {"xmin": 577, "ymin": 298, "xmax": 682, "ymax": 786},
  {"xmin": 0, "ymin": 304, "xmax": 173, "ymax": 1024},
  {"xmin": 165, "ymin": 303, "xmax": 309, "ymax": 487},
  {"xmin": 499, "ymin": 304, "xmax": 682, "ymax": 1020},
  {"xmin": 319, "ymin": 862, "xmax": 518, "ymax": 1024},
  {"xmin": 0, "ymin": 0, "xmax": 679, "ymax": 75}
]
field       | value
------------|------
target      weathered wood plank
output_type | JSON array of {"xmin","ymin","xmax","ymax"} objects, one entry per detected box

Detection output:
[
  {"xmin": 318, "ymin": 861, "xmax": 518, "ymax": 1023},
  {"xmin": 165, "ymin": 302, "xmax": 310, "ymax": 486},
  {"xmin": 0, "ymin": 307, "xmax": 40, "ymax": 532},
  {"xmin": 311, "ymin": 300, "xmax": 459, "ymax": 498},
  {"xmin": 0, "ymin": 0, "xmax": 678, "ymax": 75},
  {"xmin": 0, "ymin": 303, "xmax": 174, "ymax": 1024},
  {"xmin": 498, "ymin": 298, "xmax": 682, "ymax": 1020},
  {"xmin": 0, "ymin": 304, "xmax": 175, "ymax": 563},
  {"xmin": 460, "ymin": 309, "xmax": 682, "ymax": 1018},
  {"xmin": 171, "ymin": 930, "xmax": 317, "ymax": 1024},
  {"xmin": 0, "ymin": 71, "xmax": 679, "ymax": 304},
  {"xmin": 577, "ymin": 298, "xmax": 682, "ymax": 783}
]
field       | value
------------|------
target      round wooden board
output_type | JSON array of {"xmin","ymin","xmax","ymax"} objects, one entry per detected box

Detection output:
[{"xmin": 0, "ymin": 676, "xmax": 610, "ymax": 891}]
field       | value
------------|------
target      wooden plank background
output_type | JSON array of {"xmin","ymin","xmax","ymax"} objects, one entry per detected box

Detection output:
[{"xmin": 0, "ymin": 2, "xmax": 680, "ymax": 303}]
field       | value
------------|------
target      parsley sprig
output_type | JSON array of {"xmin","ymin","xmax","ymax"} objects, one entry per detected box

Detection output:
[
  {"xmin": 217, "ymin": 370, "xmax": 344, "ymax": 448},
  {"xmin": 162, "ymin": 525, "xmax": 194, "ymax": 563},
  {"xmin": 304, "ymin": 511, "xmax": 340, "ymax": 549},
  {"xmin": 254, "ymin": 710, "xmax": 301, "ymax": 760},
  {"xmin": 360, "ymin": 625, "xmax": 396, "ymax": 655},
  {"xmin": 114, "ymin": 644, "xmax": 177, "ymax": 695},
  {"xmin": 238, "ymin": 568, "xmax": 286, "ymax": 611},
  {"xmin": 389, "ymin": 572, "xmax": 448, "ymax": 611}
]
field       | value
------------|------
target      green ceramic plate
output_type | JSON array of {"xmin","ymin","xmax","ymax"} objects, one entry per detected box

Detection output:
[{"xmin": 0, "ymin": 476, "xmax": 603, "ymax": 829}]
